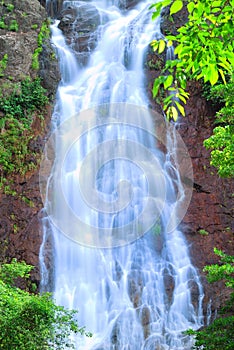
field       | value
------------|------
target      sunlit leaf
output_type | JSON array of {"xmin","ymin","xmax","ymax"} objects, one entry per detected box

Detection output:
[
  {"xmin": 170, "ymin": 0, "xmax": 183, "ymax": 15},
  {"xmin": 167, "ymin": 40, "xmax": 173, "ymax": 47},
  {"xmin": 210, "ymin": 64, "xmax": 219, "ymax": 85},
  {"xmin": 164, "ymin": 75, "xmax": 173, "ymax": 89},
  {"xmin": 152, "ymin": 79, "xmax": 160, "ymax": 98},
  {"xmin": 175, "ymin": 100, "xmax": 185, "ymax": 116},
  {"xmin": 158, "ymin": 39, "xmax": 166, "ymax": 54},
  {"xmin": 187, "ymin": 2, "xmax": 195, "ymax": 13},
  {"xmin": 171, "ymin": 106, "xmax": 178, "ymax": 121}
]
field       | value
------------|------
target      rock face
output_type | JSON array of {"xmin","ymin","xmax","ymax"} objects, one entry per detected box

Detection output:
[
  {"xmin": 0, "ymin": 0, "xmax": 60, "ymax": 90},
  {"xmin": 0, "ymin": 110, "xmax": 52, "ymax": 286},
  {"xmin": 39, "ymin": 37, "xmax": 61, "ymax": 95},
  {"xmin": 146, "ymin": 6, "xmax": 234, "ymax": 319},
  {"xmin": 179, "ymin": 83, "xmax": 234, "ymax": 317},
  {"xmin": 0, "ymin": 0, "xmax": 45, "ymax": 82},
  {"xmin": 0, "ymin": 0, "xmax": 59, "ymax": 285}
]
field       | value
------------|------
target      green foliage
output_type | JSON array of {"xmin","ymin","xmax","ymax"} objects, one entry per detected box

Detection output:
[
  {"xmin": 0, "ymin": 259, "xmax": 91, "ymax": 349},
  {"xmin": 203, "ymin": 248, "xmax": 234, "ymax": 288},
  {"xmin": 6, "ymin": 3, "xmax": 14, "ymax": 12},
  {"xmin": 0, "ymin": 53, "xmax": 8, "ymax": 77},
  {"xmin": 32, "ymin": 48, "xmax": 42, "ymax": 70},
  {"xmin": 188, "ymin": 316, "xmax": 234, "ymax": 350},
  {"xmin": 0, "ymin": 78, "xmax": 48, "ymax": 175},
  {"xmin": 9, "ymin": 19, "xmax": 18, "ymax": 31},
  {"xmin": 203, "ymin": 81, "xmax": 234, "ymax": 177},
  {"xmin": 186, "ymin": 248, "xmax": 234, "ymax": 349},
  {"xmin": 0, "ymin": 17, "xmax": 7, "ymax": 29},
  {"xmin": 0, "ymin": 78, "xmax": 48, "ymax": 122},
  {"xmin": 150, "ymin": 0, "xmax": 234, "ymax": 120},
  {"xmin": 0, "ymin": 258, "xmax": 33, "ymax": 285},
  {"xmin": 32, "ymin": 21, "xmax": 50, "ymax": 70},
  {"xmin": 31, "ymin": 23, "xmax": 38, "ymax": 30}
]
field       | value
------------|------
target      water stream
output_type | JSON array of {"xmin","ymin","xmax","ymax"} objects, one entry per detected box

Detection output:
[{"xmin": 40, "ymin": 1, "xmax": 204, "ymax": 349}]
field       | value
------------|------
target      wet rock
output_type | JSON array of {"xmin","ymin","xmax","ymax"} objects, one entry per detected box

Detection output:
[
  {"xmin": 58, "ymin": 1, "xmax": 100, "ymax": 65},
  {"xmin": 127, "ymin": 270, "xmax": 143, "ymax": 307},
  {"xmin": 141, "ymin": 305, "xmax": 151, "ymax": 326},
  {"xmin": 163, "ymin": 273, "xmax": 175, "ymax": 305},
  {"xmin": 118, "ymin": 0, "xmax": 141, "ymax": 10},
  {"xmin": 140, "ymin": 305, "xmax": 151, "ymax": 339}
]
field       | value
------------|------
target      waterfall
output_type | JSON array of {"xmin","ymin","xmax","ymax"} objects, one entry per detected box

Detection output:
[{"xmin": 40, "ymin": 0, "xmax": 204, "ymax": 349}]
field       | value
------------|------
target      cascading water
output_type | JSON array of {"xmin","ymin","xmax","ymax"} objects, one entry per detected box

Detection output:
[{"xmin": 40, "ymin": 0, "xmax": 204, "ymax": 349}]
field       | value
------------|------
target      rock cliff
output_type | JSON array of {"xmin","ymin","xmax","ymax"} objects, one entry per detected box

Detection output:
[
  {"xmin": 146, "ymin": 5, "xmax": 234, "ymax": 318},
  {"xmin": 0, "ymin": 0, "xmax": 59, "ymax": 286}
]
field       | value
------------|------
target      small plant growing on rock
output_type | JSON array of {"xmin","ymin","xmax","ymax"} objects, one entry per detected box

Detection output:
[
  {"xmin": 9, "ymin": 19, "xmax": 18, "ymax": 31},
  {"xmin": 0, "ymin": 54, "xmax": 8, "ymax": 77},
  {"xmin": 198, "ymin": 229, "xmax": 209, "ymax": 236}
]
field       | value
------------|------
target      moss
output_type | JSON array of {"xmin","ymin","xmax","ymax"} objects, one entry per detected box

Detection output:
[
  {"xmin": 0, "ymin": 78, "xmax": 48, "ymax": 176},
  {"xmin": 32, "ymin": 20, "xmax": 51, "ymax": 71}
]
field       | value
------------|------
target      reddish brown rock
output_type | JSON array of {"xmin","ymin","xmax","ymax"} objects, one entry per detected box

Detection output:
[
  {"xmin": 0, "ymin": 0, "xmax": 59, "ymax": 287},
  {"xmin": 146, "ymin": 6, "xmax": 234, "ymax": 318},
  {"xmin": 0, "ymin": 107, "xmax": 53, "ymax": 286}
]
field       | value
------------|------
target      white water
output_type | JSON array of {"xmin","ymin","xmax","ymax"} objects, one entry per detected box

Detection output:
[{"xmin": 41, "ymin": 1, "xmax": 204, "ymax": 349}]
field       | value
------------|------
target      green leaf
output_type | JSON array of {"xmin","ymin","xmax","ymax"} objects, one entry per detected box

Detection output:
[
  {"xmin": 167, "ymin": 106, "xmax": 178, "ymax": 121},
  {"xmin": 218, "ymin": 69, "xmax": 226, "ymax": 84},
  {"xmin": 151, "ymin": 40, "xmax": 159, "ymax": 52},
  {"xmin": 152, "ymin": 7, "xmax": 162, "ymax": 20},
  {"xmin": 167, "ymin": 40, "xmax": 173, "ymax": 47},
  {"xmin": 187, "ymin": 2, "xmax": 195, "ymax": 13},
  {"xmin": 152, "ymin": 79, "xmax": 160, "ymax": 98},
  {"xmin": 170, "ymin": 0, "xmax": 183, "ymax": 15},
  {"xmin": 175, "ymin": 100, "xmax": 185, "ymax": 116},
  {"xmin": 164, "ymin": 75, "xmax": 173, "ymax": 89},
  {"xmin": 212, "ymin": 0, "xmax": 222, "ymax": 7},
  {"xmin": 210, "ymin": 64, "xmax": 219, "ymax": 85},
  {"xmin": 158, "ymin": 39, "xmax": 166, "ymax": 54},
  {"xmin": 171, "ymin": 106, "xmax": 178, "ymax": 121},
  {"xmin": 198, "ymin": 32, "xmax": 207, "ymax": 44}
]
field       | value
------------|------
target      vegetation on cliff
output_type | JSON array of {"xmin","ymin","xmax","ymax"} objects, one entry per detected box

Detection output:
[
  {"xmin": 187, "ymin": 249, "xmax": 234, "ymax": 350},
  {"xmin": 203, "ymin": 81, "xmax": 234, "ymax": 177},
  {"xmin": 0, "ymin": 259, "xmax": 90, "ymax": 349},
  {"xmin": 0, "ymin": 78, "xmax": 48, "ymax": 176},
  {"xmin": 151, "ymin": 0, "xmax": 234, "ymax": 177},
  {"xmin": 0, "ymin": 0, "xmax": 60, "ymax": 267},
  {"xmin": 0, "ymin": 0, "xmax": 52, "ymax": 182}
]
